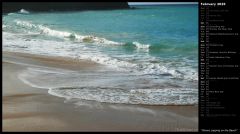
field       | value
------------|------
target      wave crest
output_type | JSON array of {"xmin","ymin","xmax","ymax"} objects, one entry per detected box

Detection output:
[
  {"xmin": 5, "ymin": 20, "xmax": 198, "ymax": 81},
  {"xmin": 14, "ymin": 20, "xmax": 123, "ymax": 45},
  {"xmin": 19, "ymin": 9, "xmax": 30, "ymax": 14},
  {"xmin": 133, "ymin": 41, "xmax": 150, "ymax": 50}
]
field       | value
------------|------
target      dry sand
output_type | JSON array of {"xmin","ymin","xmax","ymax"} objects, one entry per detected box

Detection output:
[{"xmin": 2, "ymin": 51, "xmax": 198, "ymax": 132}]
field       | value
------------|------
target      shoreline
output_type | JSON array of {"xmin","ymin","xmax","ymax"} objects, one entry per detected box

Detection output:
[
  {"xmin": 3, "ymin": 51, "xmax": 198, "ymax": 132},
  {"xmin": 3, "ymin": 51, "xmax": 102, "ymax": 71}
]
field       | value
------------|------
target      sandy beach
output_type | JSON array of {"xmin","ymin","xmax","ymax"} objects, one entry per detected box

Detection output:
[{"xmin": 2, "ymin": 51, "xmax": 198, "ymax": 132}]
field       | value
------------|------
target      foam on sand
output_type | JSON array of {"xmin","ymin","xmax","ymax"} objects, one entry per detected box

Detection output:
[
  {"xmin": 48, "ymin": 87, "xmax": 198, "ymax": 105},
  {"xmin": 3, "ymin": 30, "xmax": 197, "ymax": 81}
]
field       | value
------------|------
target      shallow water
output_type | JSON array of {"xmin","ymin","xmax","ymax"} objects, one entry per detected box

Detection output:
[{"xmin": 3, "ymin": 4, "xmax": 198, "ymax": 105}]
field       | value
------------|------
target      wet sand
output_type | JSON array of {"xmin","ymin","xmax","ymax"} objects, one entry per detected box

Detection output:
[{"xmin": 2, "ymin": 51, "xmax": 198, "ymax": 132}]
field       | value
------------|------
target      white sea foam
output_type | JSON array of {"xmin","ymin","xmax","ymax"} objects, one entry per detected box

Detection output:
[
  {"xmin": 15, "ymin": 20, "xmax": 36, "ymax": 29},
  {"xmin": 4, "ymin": 20, "xmax": 198, "ymax": 81},
  {"xmin": 4, "ymin": 13, "xmax": 198, "ymax": 106},
  {"xmin": 19, "ymin": 9, "xmax": 30, "ymax": 14},
  {"xmin": 16, "ymin": 63, "xmax": 197, "ymax": 105},
  {"xmin": 7, "ymin": 13, "xmax": 16, "ymax": 15},
  {"xmin": 79, "ymin": 53, "xmax": 197, "ymax": 81},
  {"xmin": 133, "ymin": 41, "xmax": 150, "ymax": 50},
  {"xmin": 3, "ymin": 31, "xmax": 197, "ymax": 81},
  {"xmin": 14, "ymin": 20, "xmax": 123, "ymax": 45},
  {"xmin": 48, "ymin": 87, "xmax": 198, "ymax": 105}
]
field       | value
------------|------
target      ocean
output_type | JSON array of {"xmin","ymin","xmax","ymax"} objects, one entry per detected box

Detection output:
[{"xmin": 3, "ymin": 4, "xmax": 198, "ymax": 105}]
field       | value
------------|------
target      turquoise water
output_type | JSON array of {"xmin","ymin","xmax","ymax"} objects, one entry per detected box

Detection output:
[{"xmin": 3, "ymin": 5, "xmax": 198, "ymax": 105}]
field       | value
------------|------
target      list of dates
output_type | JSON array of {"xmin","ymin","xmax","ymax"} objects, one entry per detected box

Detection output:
[{"xmin": 199, "ymin": 0, "xmax": 239, "ymax": 131}]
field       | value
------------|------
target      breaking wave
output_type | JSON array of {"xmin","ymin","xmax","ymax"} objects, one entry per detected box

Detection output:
[
  {"xmin": 133, "ymin": 41, "xmax": 150, "ymax": 50},
  {"xmin": 14, "ymin": 20, "xmax": 123, "ymax": 45},
  {"xmin": 19, "ymin": 9, "xmax": 30, "ymax": 14},
  {"xmin": 7, "ymin": 20, "xmax": 197, "ymax": 53},
  {"xmin": 3, "ymin": 30, "xmax": 198, "ymax": 81}
]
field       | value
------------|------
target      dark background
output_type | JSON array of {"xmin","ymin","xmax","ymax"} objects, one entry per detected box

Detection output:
[{"xmin": 199, "ymin": 0, "xmax": 239, "ymax": 132}]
